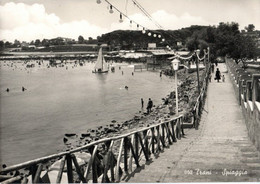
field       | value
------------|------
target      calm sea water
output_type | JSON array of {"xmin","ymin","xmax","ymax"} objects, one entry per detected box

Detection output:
[{"xmin": 0, "ymin": 60, "xmax": 175, "ymax": 165}]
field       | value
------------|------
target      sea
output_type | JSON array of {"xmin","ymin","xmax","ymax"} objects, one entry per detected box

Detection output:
[{"xmin": 0, "ymin": 60, "xmax": 175, "ymax": 166}]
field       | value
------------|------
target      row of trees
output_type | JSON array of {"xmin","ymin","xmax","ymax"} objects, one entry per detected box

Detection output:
[
  {"xmin": 97, "ymin": 23, "xmax": 259, "ymax": 61},
  {"xmin": 0, "ymin": 23, "xmax": 259, "ymax": 61},
  {"xmin": 185, "ymin": 22, "xmax": 258, "ymax": 61},
  {"xmin": 0, "ymin": 36, "xmax": 99, "ymax": 51}
]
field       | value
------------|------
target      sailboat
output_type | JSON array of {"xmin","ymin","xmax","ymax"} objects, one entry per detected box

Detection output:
[{"xmin": 92, "ymin": 47, "xmax": 109, "ymax": 73}]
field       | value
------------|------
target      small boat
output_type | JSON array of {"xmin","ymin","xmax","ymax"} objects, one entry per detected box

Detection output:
[{"xmin": 92, "ymin": 48, "xmax": 108, "ymax": 73}]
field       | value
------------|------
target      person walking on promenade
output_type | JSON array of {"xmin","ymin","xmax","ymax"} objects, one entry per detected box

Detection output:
[
  {"xmin": 146, "ymin": 98, "xmax": 153, "ymax": 114},
  {"xmin": 215, "ymin": 68, "xmax": 221, "ymax": 82},
  {"xmin": 141, "ymin": 98, "xmax": 144, "ymax": 109}
]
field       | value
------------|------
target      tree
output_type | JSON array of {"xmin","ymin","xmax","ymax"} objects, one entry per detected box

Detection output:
[
  {"xmin": 245, "ymin": 24, "xmax": 255, "ymax": 32},
  {"xmin": 186, "ymin": 31, "xmax": 209, "ymax": 51},
  {"xmin": 78, "ymin": 35, "xmax": 84, "ymax": 44},
  {"xmin": 41, "ymin": 39, "xmax": 49, "ymax": 47},
  {"xmin": 0, "ymin": 41, "xmax": 4, "ymax": 51},
  {"xmin": 35, "ymin": 39, "xmax": 41, "ymax": 46},
  {"xmin": 14, "ymin": 39, "xmax": 21, "ymax": 47}
]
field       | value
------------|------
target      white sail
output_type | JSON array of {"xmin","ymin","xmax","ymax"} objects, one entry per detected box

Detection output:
[
  {"xmin": 94, "ymin": 48, "xmax": 103, "ymax": 70},
  {"xmin": 93, "ymin": 48, "xmax": 108, "ymax": 72},
  {"xmin": 102, "ymin": 56, "xmax": 108, "ymax": 71}
]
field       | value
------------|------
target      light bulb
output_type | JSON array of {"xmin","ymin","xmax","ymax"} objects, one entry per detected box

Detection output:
[
  {"xmin": 153, "ymin": 34, "xmax": 157, "ymax": 37},
  {"xmin": 158, "ymin": 35, "xmax": 161, "ymax": 38},
  {"xmin": 119, "ymin": 13, "xmax": 123, "ymax": 23},
  {"xmin": 109, "ymin": 5, "xmax": 113, "ymax": 13},
  {"xmin": 96, "ymin": 0, "xmax": 101, "ymax": 4},
  {"xmin": 148, "ymin": 32, "xmax": 152, "ymax": 36},
  {"xmin": 142, "ymin": 29, "xmax": 146, "ymax": 34},
  {"xmin": 162, "ymin": 38, "xmax": 165, "ymax": 42}
]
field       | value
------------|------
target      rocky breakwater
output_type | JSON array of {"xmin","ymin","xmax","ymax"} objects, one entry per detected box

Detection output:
[{"xmin": 62, "ymin": 69, "xmax": 204, "ymax": 151}]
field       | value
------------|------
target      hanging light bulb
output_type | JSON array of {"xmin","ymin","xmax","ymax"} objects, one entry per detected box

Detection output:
[
  {"xmin": 162, "ymin": 38, "xmax": 165, "ymax": 42},
  {"xmin": 129, "ymin": 20, "xmax": 132, "ymax": 27},
  {"xmin": 166, "ymin": 45, "xmax": 169, "ymax": 48},
  {"xmin": 109, "ymin": 5, "xmax": 113, "ymax": 13},
  {"xmin": 119, "ymin": 13, "xmax": 123, "ymax": 23},
  {"xmin": 158, "ymin": 35, "xmax": 161, "ymax": 38},
  {"xmin": 137, "ymin": 24, "xmax": 139, "ymax": 30},
  {"xmin": 96, "ymin": 0, "xmax": 101, "ymax": 4},
  {"xmin": 142, "ymin": 28, "xmax": 146, "ymax": 34},
  {"xmin": 148, "ymin": 32, "xmax": 152, "ymax": 36},
  {"xmin": 153, "ymin": 34, "xmax": 157, "ymax": 37}
]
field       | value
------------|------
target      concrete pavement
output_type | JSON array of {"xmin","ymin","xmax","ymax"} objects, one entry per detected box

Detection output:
[{"xmin": 124, "ymin": 63, "xmax": 260, "ymax": 182}]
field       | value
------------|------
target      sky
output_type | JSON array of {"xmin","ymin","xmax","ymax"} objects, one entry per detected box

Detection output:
[{"xmin": 0, "ymin": 0, "xmax": 259, "ymax": 42}]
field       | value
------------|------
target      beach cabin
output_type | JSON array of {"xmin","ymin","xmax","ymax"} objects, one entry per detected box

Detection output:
[{"xmin": 146, "ymin": 50, "xmax": 176, "ymax": 70}]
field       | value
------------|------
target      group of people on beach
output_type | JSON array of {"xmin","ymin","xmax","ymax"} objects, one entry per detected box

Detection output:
[{"xmin": 141, "ymin": 98, "xmax": 153, "ymax": 114}]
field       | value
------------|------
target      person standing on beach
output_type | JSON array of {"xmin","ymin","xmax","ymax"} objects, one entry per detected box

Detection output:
[
  {"xmin": 215, "ymin": 68, "xmax": 221, "ymax": 82},
  {"xmin": 147, "ymin": 98, "xmax": 153, "ymax": 114}
]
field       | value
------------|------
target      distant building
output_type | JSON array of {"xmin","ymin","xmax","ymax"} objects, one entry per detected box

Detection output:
[{"xmin": 148, "ymin": 43, "xmax": 156, "ymax": 50}]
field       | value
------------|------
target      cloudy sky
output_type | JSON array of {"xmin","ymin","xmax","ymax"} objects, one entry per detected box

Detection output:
[{"xmin": 0, "ymin": 0, "xmax": 259, "ymax": 42}]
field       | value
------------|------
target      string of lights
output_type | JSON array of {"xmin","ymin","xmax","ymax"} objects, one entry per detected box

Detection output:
[
  {"xmin": 96, "ymin": 0, "xmax": 186, "ymax": 52},
  {"xmin": 131, "ymin": 0, "xmax": 163, "ymax": 29}
]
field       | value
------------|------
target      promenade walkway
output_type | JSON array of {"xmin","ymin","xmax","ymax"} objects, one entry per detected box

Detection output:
[{"xmin": 125, "ymin": 63, "xmax": 260, "ymax": 182}]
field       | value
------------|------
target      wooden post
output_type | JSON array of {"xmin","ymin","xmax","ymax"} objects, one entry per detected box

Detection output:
[
  {"xmin": 134, "ymin": 133, "xmax": 139, "ymax": 158},
  {"xmin": 92, "ymin": 156, "xmax": 98, "ymax": 183},
  {"xmin": 30, "ymin": 164, "xmax": 37, "ymax": 183},
  {"xmin": 151, "ymin": 127, "xmax": 155, "ymax": 153},
  {"xmin": 110, "ymin": 152, "xmax": 115, "ymax": 182},
  {"xmin": 137, "ymin": 133, "xmax": 149, "ymax": 161},
  {"xmin": 165, "ymin": 122, "xmax": 172, "ymax": 145},
  {"xmin": 161, "ymin": 124, "xmax": 165, "ymax": 145},
  {"xmin": 33, "ymin": 164, "xmax": 43, "ymax": 184},
  {"xmin": 84, "ymin": 145, "xmax": 98, "ymax": 181},
  {"xmin": 66, "ymin": 154, "xmax": 73, "ymax": 183},
  {"xmin": 123, "ymin": 137, "xmax": 128, "ymax": 172},
  {"xmin": 128, "ymin": 138, "xmax": 140, "ymax": 168},
  {"xmin": 71, "ymin": 154, "xmax": 87, "ymax": 183},
  {"xmin": 56, "ymin": 156, "xmax": 66, "ymax": 183},
  {"xmin": 171, "ymin": 121, "xmax": 177, "ymax": 142},
  {"xmin": 143, "ymin": 130, "xmax": 149, "ymax": 155},
  {"xmin": 128, "ymin": 134, "xmax": 134, "ymax": 172},
  {"xmin": 156, "ymin": 126, "xmax": 161, "ymax": 152},
  {"xmin": 115, "ymin": 138, "xmax": 124, "ymax": 182}
]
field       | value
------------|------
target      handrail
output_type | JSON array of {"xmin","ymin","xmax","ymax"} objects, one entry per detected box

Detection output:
[{"xmin": 0, "ymin": 115, "xmax": 183, "ymax": 174}]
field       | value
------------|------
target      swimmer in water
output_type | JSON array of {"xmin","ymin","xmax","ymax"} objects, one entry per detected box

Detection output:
[
  {"xmin": 22, "ymin": 87, "xmax": 27, "ymax": 92},
  {"xmin": 6, "ymin": 88, "xmax": 9, "ymax": 92},
  {"xmin": 125, "ymin": 86, "xmax": 128, "ymax": 89}
]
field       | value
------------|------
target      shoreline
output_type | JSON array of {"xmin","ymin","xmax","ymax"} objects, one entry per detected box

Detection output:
[{"xmin": 62, "ymin": 69, "xmax": 202, "ymax": 152}]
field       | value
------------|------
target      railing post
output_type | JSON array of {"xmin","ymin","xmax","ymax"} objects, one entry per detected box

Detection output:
[
  {"xmin": 66, "ymin": 154, "xmax": 73, "ymax": 183},
  {"xmin": 123, "ymin": 137, "xmax": 128, "ymax": 172},
  {"xmin": 33, "ymin": 164, "xmax": 43, "ymax": 184}
]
